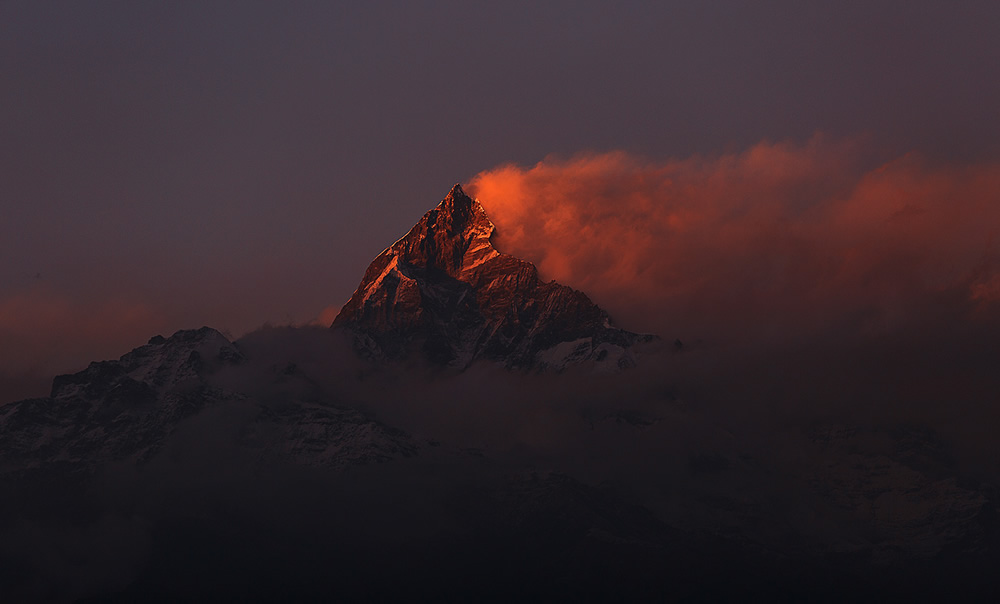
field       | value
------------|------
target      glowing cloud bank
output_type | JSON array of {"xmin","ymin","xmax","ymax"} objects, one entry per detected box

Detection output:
[{"xmin": 468, "ymin": 138, "xmax": 1000, "ymax": 343}]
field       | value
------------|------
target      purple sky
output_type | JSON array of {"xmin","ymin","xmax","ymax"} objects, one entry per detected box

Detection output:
[{"xmin": 2, "ymin": 1, "xmax": 1000, "ymax": 400}]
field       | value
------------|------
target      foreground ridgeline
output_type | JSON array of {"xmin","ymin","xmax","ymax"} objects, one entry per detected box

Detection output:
[{"xmin": 333, "ymin": 184, "xmax": 653, "ymax": 370}]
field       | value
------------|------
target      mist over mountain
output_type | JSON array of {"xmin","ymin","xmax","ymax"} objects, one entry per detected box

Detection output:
[{"xmin": 2, "ymin": 186, "xmax": 999, "ymax": 602}]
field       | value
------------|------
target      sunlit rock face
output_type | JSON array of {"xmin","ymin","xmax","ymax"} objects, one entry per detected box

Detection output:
[{"xmin": 333, "ymin": 184, "xmax": 652, "ymax": 369}]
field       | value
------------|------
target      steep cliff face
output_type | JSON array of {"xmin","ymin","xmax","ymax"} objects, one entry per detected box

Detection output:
[{"xmin": 333, "ymin": 184, "xmax": 651, "ymax": 369}]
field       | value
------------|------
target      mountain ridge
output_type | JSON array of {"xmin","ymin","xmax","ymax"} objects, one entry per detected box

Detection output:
[
  {"xmin": 333, "ymin": 184, "xmax": 653, "ymax": 370},
  {"xmin": 0, "ymin": 327, "xmax": 416, "ymax": 472}
]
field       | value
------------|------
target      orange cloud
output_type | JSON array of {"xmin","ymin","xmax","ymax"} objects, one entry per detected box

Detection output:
[{"xmin": 467, "ymin": 138, "xmax": 1000, "ymax": 343}]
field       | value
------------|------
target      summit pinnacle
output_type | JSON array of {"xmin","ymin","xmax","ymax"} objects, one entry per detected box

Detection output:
[{"xmin": 333, "ymin": 185, "xmax": 652, "ymax": 369}]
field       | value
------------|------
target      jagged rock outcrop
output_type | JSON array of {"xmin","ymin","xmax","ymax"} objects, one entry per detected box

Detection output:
[
  {"xmin": 0, "ymin": 327, "xmax": 416, "ymax": 472},
  {"xmin": 333, "ymin": 184, "xmax": 652, "ymax": 369},
  {"xmin": 0, "ymin": 328, "xmax": 244, "ymax": 470}
]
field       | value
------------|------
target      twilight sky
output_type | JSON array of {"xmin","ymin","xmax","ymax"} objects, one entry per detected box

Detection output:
[{"xmin": 3, "ymin": 1, "xmax": 1000, "ymax": 401}]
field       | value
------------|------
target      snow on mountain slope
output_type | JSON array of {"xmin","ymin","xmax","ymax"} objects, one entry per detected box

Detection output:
[{"xmin": 0, "ymin": 327, "xmax": 416, "ymax": 472}]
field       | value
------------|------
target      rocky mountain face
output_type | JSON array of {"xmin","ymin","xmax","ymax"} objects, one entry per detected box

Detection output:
[
  {"xmin": 0, "ymin": 327, "xmax": 415, "ymax": 475},
  {"xmin": 333, "ymin": 184, "xmax": 652, "ymax": 370}
]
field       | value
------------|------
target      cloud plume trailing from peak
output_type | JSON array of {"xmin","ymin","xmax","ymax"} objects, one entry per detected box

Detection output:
[{"xmin": 467, "ymin": 138, "xmax": 1000, "ymax": 345}]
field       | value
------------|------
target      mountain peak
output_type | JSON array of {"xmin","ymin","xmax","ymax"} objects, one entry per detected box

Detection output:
[
  {"xmin": 340, "ymin": 183, "xmax": 498, "ymax": 289},
  {"xmin": 445, "ymin": 182, "xmax": 467, "ymax": 199},
  {"xmin": 333, "ymin": 185, "xmax": 651, "ymax": 369}
]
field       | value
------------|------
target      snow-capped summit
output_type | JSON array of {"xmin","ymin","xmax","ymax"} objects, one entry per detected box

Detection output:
[{"xmin": 333, "ymin": 184, "xmax": 652, "ymax": 369}]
